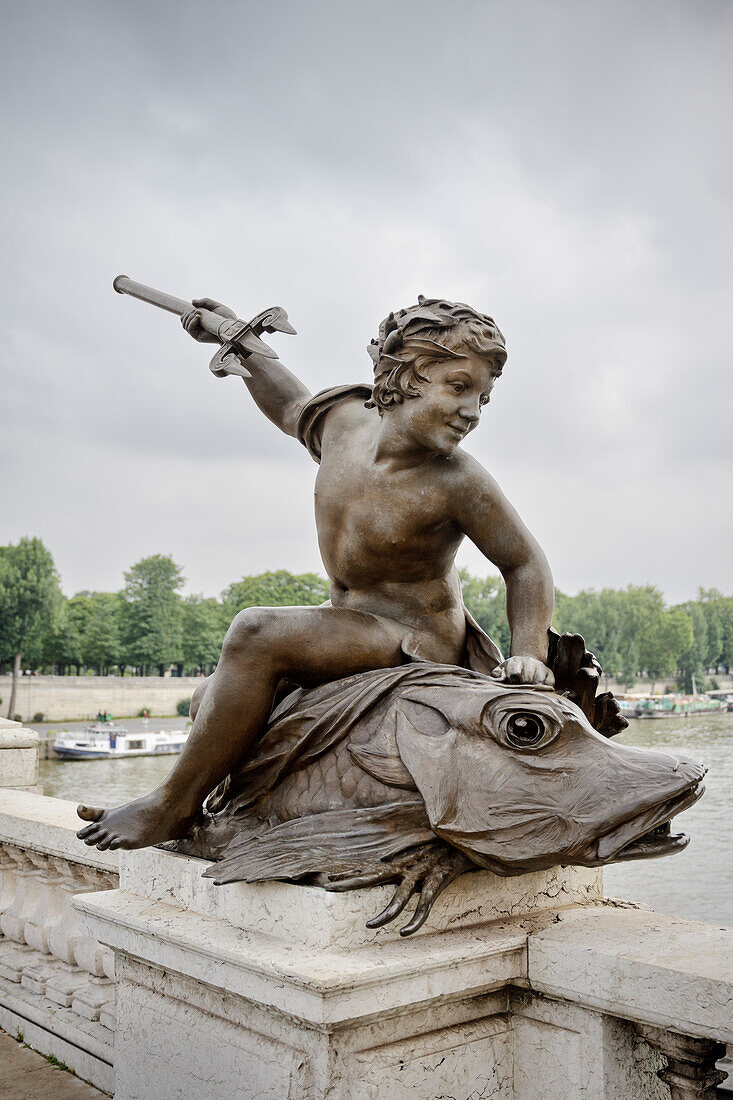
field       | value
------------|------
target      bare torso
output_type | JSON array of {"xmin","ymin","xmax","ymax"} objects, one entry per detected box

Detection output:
[{"xmin": 314, "ymin": 396, "xmax": 468, "ymax": 663}]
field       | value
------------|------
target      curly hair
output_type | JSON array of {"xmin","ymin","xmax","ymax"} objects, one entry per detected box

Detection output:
[{"xmin": 366, "ymin": 296, "xmax": 507, "ymax": 413}]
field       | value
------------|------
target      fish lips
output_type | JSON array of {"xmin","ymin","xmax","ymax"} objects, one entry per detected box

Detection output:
[{"xmin": 594, "ymin": 772, "xmax": 706, "ymax": 863}]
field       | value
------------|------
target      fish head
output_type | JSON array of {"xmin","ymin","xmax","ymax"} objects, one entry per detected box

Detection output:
[{"xmin": 386, "ymin": 675, "xmax": 706, "ymax": 874}]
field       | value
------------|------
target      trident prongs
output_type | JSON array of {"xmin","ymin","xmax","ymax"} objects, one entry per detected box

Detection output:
[
  {"xmin": 209, "ymin": 306, "xmax": 297, "ymax": 379},
  {"xmin": 250, "ymin": 306, "xmax": 297, "ymax": 336}
]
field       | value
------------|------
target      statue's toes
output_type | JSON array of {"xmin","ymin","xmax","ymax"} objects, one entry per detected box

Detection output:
[
  {"xmin": 77, "ymin": 804, "xmax": 104, "ymax": 823},
  {"xmin": 80, "ymin": 828, "xmax": 103, "ymax": 845}
]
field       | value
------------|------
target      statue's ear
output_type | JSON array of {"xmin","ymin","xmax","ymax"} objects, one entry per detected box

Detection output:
[{"xmin": 393, "ymin": 703, "xmax": 461, "ymax": 830}]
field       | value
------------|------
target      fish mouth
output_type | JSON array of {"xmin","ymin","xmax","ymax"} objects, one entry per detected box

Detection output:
[{"xmin": 596, "ymin": 773, "xmax": 706, "ymax": 863}]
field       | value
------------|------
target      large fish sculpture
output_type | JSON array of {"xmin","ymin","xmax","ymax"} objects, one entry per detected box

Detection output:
[{"xmin": 174, "ymin": 633, "xmax": 706, "ymax": 936}]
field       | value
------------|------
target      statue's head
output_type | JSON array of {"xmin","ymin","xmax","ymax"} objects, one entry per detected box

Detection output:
[{"xmin": 366, "ymin": 296, "xmax": 507, "ymax": 415}]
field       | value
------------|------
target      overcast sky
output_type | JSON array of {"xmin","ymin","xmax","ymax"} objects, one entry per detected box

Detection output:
[{"xmin": 2, "ymin": 0, "xmax": 731, "ymax": 603}]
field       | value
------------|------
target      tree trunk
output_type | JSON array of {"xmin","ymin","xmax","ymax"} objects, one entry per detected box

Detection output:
[{"xmin": 7, "ymin": 652, "xmax": 21, "ymax": 719}]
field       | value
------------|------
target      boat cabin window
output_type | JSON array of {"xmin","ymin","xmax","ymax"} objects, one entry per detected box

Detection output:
[{"xmin": 127, "ymin": 739, "xmax": 145, "ymax": 750}]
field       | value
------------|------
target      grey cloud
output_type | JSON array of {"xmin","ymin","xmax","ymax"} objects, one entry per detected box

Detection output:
[{"xmin": 1, "ymin": 0, "xmax": 732, "ymax": 602}]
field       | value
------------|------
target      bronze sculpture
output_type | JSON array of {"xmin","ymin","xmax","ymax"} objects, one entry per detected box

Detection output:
[{"xmin": 77, "ymin": 282, "xmax": 706, "ymax": 933}]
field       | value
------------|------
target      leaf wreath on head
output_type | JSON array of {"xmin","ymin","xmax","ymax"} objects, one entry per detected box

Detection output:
[{"xmin": 367, "ymin": 295, "xmax": 506, "ymax": 370}]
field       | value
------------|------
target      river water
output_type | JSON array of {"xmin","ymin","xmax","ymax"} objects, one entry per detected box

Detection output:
[{"xmin": 37, "ymin": 712, "xmax": 733, "ymax": 926}]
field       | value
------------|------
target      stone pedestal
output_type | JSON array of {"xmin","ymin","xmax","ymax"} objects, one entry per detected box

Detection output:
[
  {"xmin": 0, "ymin": 717, "xmax": 42, "ymax": 793},
  {"xmin": 74, "ymin": 848, "xmax": 603, "ymax": 1100}
]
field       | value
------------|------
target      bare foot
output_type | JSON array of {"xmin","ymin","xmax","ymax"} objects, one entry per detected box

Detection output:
[{"xmin": 76, "ymin": 791, "xmax": 196, "ymax": 851}]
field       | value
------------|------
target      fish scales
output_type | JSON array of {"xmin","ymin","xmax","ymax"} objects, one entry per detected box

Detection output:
[{"xmin": 267, "ymin": 734, "xmax": 410, "ymax": 821}]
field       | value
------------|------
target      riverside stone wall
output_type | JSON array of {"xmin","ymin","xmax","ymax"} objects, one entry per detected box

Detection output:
[{"xmin": 0, "ymin": 675, "xmax": 205, "ymax": 722}]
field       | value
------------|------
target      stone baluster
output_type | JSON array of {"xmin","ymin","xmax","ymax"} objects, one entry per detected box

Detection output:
[
  {"xmin": 0, "ymin": 846, "xmax": 40, "ymax": 980},
  {"xmin": 47, "ymin": 857, "xmax": 88, "ymax": 964},
  {"xmin": 24, "ymin": 850, "xmax": 68, "ymax": 954},
  {"xmin": 0, "ymin": 844, "xmax": 19, "ymax": 921},
  {"xmin": 637, "ymin": 1024, "xmax": 727, "ymax": 1099},
  {"xmin": 0, "ymin": 846, "xmax": 40, "ymax": 943},
  {"xmin": 44, "ymin": 859, "xmax": 117, "ymax": 1012},
  {"xmin": 70, "ymin": 865, "xmax": 117, "ymax": 1024}
]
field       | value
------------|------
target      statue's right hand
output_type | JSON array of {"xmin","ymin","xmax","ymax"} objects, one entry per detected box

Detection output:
[{"xmin": 181, "ymin": 297, "xmax": 238, "ymax": 344}]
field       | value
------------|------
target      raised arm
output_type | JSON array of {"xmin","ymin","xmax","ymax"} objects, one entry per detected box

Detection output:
[
  {"xmin": 453, "ymin": 456, "xmax": 555, "ymax": 683},
  {"xmin": 182, "ymin": 298, "xmax": 312, "ymax": 437}
]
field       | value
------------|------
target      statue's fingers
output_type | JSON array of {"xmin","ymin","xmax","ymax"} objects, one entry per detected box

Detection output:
[
  {"xmin": 192, "ymin": 297, "xmax": 237, "ymax": 320},
  {"xmin": 540, "ymin": 665, "xmax": 555, "ymax": 687}
]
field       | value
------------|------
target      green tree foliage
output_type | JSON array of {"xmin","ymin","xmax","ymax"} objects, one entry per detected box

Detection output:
[
  {"xmin": 83, "ymin": 592, "xmax": 123, "ymax": 674},
  {"xmin": 554, "ymin": 587, "xmax": 627, "ymax": 679},
  {"xmin": 182, "ymin": 595, "xmax": 226, "ymax": 674},
  {"xmin": 222, "ymin": 570, "xmax": 330, "ymax": 616},
  {"xmin": 121, "ymin": 555, "xmax": 185, "ymax": 674},
  {"xmin": 49, "ymin": 598, "xmax": 85, "ymax": 673},
  {"xmin": 0, "ymin": 537, "xmax": 63, "ymax": 716},
  {"xmin": 4, "ymin": 540, "xmax": 732, "ymax": 689},
  {"xmin": 638, "ymin": 607, "xmax": 693, "ymax": 691},
  {"xmin": 676, "ymin": 602, "xmax": 709, "ymax": 693}
]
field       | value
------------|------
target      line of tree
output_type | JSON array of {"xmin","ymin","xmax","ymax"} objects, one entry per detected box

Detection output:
[
  {"xmin": 461, "ymin": 571, "xmax": 733, "ymax": 693},
  {"xmin": 1, "ymin": 538, "xmax": 732, "ymax": 719}
]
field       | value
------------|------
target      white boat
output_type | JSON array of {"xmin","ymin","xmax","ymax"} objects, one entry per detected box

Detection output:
[{"xmin": 52, "ymin": 724, "xmax": 189, "ymax": 760}]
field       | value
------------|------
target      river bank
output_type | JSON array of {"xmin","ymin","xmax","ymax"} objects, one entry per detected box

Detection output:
[
  {"xmin": 4, "ymin": 670, "xmax": 733, "ymax": 724},
  {"xmin": 0, "ymin": 674, "xmax": 204, "ymax": 722}
]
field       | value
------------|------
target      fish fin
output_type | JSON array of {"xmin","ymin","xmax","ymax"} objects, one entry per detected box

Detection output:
[
  {"xmin": 348, "ymin": 741, "xmax": 417, "ymax": 789},
  {"xmin": 393, "ymin": 705, "xmax": 461, "ymax": 834},
  {"xmin": 204, "ymin": 800, "xmax": 433, "ymax": 884}
]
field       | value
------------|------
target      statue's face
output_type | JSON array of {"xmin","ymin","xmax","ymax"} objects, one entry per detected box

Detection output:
[{"xmin": 397, "ymin": 351, "xmax": 500, "ymax": 456}]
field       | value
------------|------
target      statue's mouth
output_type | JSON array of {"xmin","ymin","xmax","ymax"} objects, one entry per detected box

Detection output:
[{"xmin": 596, "ymin": 774, "xmax": 706, "ymax": 862}]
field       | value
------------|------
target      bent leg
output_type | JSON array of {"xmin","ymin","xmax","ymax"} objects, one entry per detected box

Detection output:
[{"xmin": 77, "ymin": 606, "xmax": 407, "ymax": 850}]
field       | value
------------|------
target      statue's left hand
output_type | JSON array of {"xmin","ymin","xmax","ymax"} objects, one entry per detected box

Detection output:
[
  {"xmin": 181, "ymin": 297, "xmax": 238, "ymax": 344},
  {"xmin": 491, "ymin": 656, "xmax": 555, "ymax": 687}
]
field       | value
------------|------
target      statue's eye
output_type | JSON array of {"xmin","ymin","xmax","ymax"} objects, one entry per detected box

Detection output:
[
  {"xmin": 451, "ymin": 382, "xmax": 464, "ymax": 393},
  {"xmin": 505, "ymin": 713, "xmax": 546, "ymax": 748}
]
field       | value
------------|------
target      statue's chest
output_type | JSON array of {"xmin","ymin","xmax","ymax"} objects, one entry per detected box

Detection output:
[{"xmin": 314, "ymin": 457, "xmax": 446, "ymax": 545}]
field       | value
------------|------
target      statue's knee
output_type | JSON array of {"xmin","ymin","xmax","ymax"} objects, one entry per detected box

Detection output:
[{"xmin": 223, "ymin": 606, "xmax": 275, "ymax": 659}]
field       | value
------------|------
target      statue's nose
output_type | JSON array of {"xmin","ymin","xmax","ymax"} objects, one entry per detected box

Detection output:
[{"xmin": 459, "ymin": 407, "xmax": 480, "ymax": 427}]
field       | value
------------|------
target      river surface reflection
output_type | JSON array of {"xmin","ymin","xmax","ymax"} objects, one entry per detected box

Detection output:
[{"xmin": 38, "ymin": 712, "xmax": 733, "ymax": 926}]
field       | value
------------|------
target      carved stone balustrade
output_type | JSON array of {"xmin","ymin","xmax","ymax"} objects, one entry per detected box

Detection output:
[
  {"xmin": 0, "ymin": 787, "xmax": 730, "ymax": 1099},
  {"xmin": 637, "ymin": 1025, "xmax": 727, "ymax": 1099},
  {"xmin": 0, "ymin": 789, "xmax": 118, "ymax": 1093}
]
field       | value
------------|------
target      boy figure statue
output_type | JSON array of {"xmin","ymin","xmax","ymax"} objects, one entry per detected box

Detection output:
[{"xmin": 77, "ymin": 295, "xmax": 555, "ymax": 851}]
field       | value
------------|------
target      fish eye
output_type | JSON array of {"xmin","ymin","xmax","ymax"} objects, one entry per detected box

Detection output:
[
  {"xmin": 505, "ymin": 713, "xmax": 545, "ymax": 748},
  {"xmin": 481, "ymin": 693, "xmax": 562, "ymax": 752}
]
